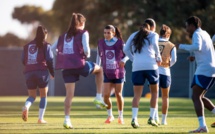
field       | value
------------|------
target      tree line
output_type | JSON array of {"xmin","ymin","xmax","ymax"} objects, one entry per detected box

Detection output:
[{"xmin": 1, "ymin": 0, "xmax": 215, "ymax": 47}]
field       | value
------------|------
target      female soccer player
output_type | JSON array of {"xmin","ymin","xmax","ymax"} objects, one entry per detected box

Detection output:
[
  {"xmin": 51, "ymin": 13, "xmax": 106, "ymax": 129},
  {"xmin": 177, "ymin": 16, "xmax": 215, "ymax": 133},
  {"xmin": 156, "ymin": 24, "xmax": 177, "ymax": 125},
  {"xmin": 22, "ymin": 25, "xmax": 54, "ymax": 124},
  {"xmin": 97, "ymin": 25, "xmax": 128, "ymax": 124},
  {"xmin": 124, "ymin": 21, "xmax": 161, "ymax": 128}
]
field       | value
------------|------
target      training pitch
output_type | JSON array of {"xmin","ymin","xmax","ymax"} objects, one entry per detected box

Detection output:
[{"xmin": 0, "ymin": 97, "xmax": 214, "ymax": 134}]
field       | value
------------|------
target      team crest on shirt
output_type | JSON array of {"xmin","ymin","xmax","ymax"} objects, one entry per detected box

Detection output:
[
  {"xmin": 29, "ymin": 45, "xmax": 37, "ymax": 54},
  {"xmin": 63, "ymin": 39, "xmax": 74, "ymax": 54},
  {"xmin": 105, "ymin": 50, "xmax": 116, "ymax": 69},
  {"xmin": 27, "ymin": 44, "xmax": 38, "ymax": 64},
  {"xmin": 159, "ymin": 45, "xmax": 165, "ymax": 54},
  {"xmin": 106, "ymin": 50, "xmax": 114, "ymax": 59}
]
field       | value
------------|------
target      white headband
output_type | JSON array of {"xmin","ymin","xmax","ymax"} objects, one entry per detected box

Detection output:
[{"xmin": 108, "ymin": 25, "xmax": 115, "ymax": 32}]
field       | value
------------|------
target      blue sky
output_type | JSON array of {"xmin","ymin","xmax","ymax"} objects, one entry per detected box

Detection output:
[{"xmin": 0, "ymin": 0, "xmax": 54, "ymax": 39}]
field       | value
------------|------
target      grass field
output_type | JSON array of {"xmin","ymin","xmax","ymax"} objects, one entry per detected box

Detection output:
[{"xmin": 0, "ymin": 97, "xmax": 215, "ymax": 134}]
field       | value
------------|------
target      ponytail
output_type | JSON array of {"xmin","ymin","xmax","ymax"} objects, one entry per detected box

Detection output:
[
  {"xmin": 133, "ymin": 23, "xmax": 150, "ymax": 53},
  {"xmin": 114, "ymin": 26, "xmax": 123, "ymax": 40},
  {"xmin": 66, "ymin": 13, "xmax": 86, "ymax": 40},
  {"xmin": 35, "ymin": 25, "xmax": 47, "ymax": 48}
]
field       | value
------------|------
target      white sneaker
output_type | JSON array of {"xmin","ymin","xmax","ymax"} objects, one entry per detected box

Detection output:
[
  {"xmin": 189, "ymin": 126, "xmax": 209, "ymax": 133},
  {"xmin": 93, "ymin": 98, "xmax": 108, "ymax": 108},
  {"xmin": 63, "ymin": 120, "xmax": 73, "ymax": 129}
]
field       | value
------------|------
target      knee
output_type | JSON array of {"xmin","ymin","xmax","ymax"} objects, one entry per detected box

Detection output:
[
  {"xmin": 192, "ymin": 94, "xmax": 200, "ymax": 102},
  {"xmin": 103, "ymin": 93, "xmax": 110, "ymax": 99}
]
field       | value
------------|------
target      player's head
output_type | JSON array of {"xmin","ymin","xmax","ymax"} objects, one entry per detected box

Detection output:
[
  {"xmin": 104, "ymin": 25, "xmax": 122, "ymax": 40},
  {"xmin": 185, "ymin": 16, "xmax": 201, "ymax": 37},
  {"xmin": 144, "ymin": 18, "xmax": 156, "ymax": 32},
  {"xmin": 67, "ymin": 13, "xmax": 86, "ymax": 38},
  {"xmin": 159, "ymin": 24, "xmax": 172, "ymax": 39}
]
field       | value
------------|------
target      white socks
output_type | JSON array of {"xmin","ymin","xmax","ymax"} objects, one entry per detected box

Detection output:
[
  {"xmin": 150, "ymin": 108, "xmax": 156, "ymax": 119},
  {"xmin": 132, "ymin": 108, "xmax": 138, "ymax": 119},
  {"xmin": 25, "ymin": 101, "xmax": 32, "ymax": 109},
  {"xmin": 198, "ymin": 116, "xmax": 206, "ymax": 127},
  {"xmin": 118, "ymin": 110, "xmax": 123, "ymax": 118},
  {"xmin": 107, "ymin": 109, "xmax": 113, "ymax": 117},
  {"xmin": 38, "ymin": 108, "xmax": 46, "ymax": 120}
]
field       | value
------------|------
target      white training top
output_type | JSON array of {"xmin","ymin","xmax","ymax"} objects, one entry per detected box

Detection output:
[
  {"xmin": 96, "ymin": 37, "xmax": 129, "ymax": 66},
  {"xmin": 123, "ymin": 31, "xmax": 161, "ymax": 72},
  {"xmin": 51, "ymin": 31, "xmax": 90, "ymax": 58},
  {"xmin": 159, "ymin": 38, "xmax": 177, "ymax": 76},
  {"xmin": 179, "ymin": 28, "xmax": 215, "ymax": 77}
]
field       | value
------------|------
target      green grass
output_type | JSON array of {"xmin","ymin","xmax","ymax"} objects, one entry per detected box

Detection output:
[{"xmin": 0, "ymin": 97, "xmax": 215, "ymax": 134}]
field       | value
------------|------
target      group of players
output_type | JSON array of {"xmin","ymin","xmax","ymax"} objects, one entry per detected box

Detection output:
[{"xmin": 21, "ymin": 13, "xmax": 215, "ymax": 133}]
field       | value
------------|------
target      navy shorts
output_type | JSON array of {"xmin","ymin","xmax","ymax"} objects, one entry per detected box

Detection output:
[
  {"xmin": 191, "ymin": 75, "xmax": 215, "ymax": 90},
  {"xmin": 25, "ymin": 70, "xmax": 49, "ymax": 89},
  {"xmin": 132, "ymin": 70, "xmax": 159, "ymax": 85},
  {"xmin": 62, "ymin": 61, "xmax": 95, "ymax": 83},
  {"xmin": 159, "ymin": 74, "xmax": 171, "ymax": 88},
  {"xmin": 103, "ymin": 73, "xmax": 125, "ymax": 84}
]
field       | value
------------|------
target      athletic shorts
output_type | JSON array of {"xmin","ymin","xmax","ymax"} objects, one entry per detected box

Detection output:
[
  {"xmin": 103, "ymin": 73, "xmax": 125, "ymax": 84},
  {"xmin": 159, "ymin": 74, "xmax": 171, "ymax": 88},
  {"xmin": 132, "ymin": 70, "xmax": 159, "ymax": 86},
  {"xmin": 25, "ymin": 70, "xmax": 49, "ymax": 89},
  {"xmin": 62, "ymin": 61, "xmax": 95, "ymax": 83},
  {"xmin": 191, "ymin": 75, "xmax": 215, "ymax": 90}
]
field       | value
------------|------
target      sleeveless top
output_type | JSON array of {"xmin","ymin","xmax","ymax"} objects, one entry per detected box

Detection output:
[
  {"xmin": 56, "ymin": 30, "xmax": 86, "ymax": 69},
  {"xmin": 98, "ymin": 39, "xmax": 125, "ymax": 79},
  {"xmin": 23, "ymin": 40, "xmax": 48, "ymax": 73},
  {"xmin": 159, "ymin": 41, "xmax": 175, "ymax": 68}
]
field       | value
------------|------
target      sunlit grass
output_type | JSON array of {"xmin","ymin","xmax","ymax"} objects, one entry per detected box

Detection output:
[{"xmin": 0, "ymin": 97, "xmax": 214, "ymax": 133}]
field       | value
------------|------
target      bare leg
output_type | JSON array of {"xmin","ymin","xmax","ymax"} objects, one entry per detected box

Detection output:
[
  {"xmin": 103, "ymin": 83, "xmax": 112, "ymax": 109},
  {"xmin": 115, "ymin": 83, "xmax": 124, "ymax": 111},
  {"xmin": 64, "ymin": 83, "xmax": 75, "ymax": 116},
  {"xmin": 202, "ymin": 90, "xmax": 215, "ymax": 111},
  {"xmin": 150, "ymin": 84, "xmax": 159, "ymax": 108},
  {"xmin": 92, "ymin": 64, "xmax": 103, "ymax": 94},
  {"xmin": 132, "ymin": 86, "xmax": 143, "ymax": 108},
  {"xmin": 161, "ymin": 87, "xmax": 170, "ymax": 114}
]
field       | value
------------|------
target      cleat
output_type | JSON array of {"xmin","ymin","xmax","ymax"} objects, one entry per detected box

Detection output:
[
  {"xmin": 118, "ymin": 118, "xmax": 125, "ymax": 124},
  {"xmin": 96, "ymin": 104, "xmax": 101, "ymax": 109},
  {"xmin": 94, "ymin": 98, "xmax": 108, "ymax": 108},
  {"xmin": 148, "ymin": 117, "xmax": 159, "ymax": 127},
  {"xmin": 189, "ymin": 126, "xmax": 208, "ymax": 133},
  {"xmin": 63, "ymin": 121, "xmax": 73, "ymax": 129},
  {"xmin": 22, "ymin": 106, "xmax": 28, "ymax": 122},
  {"xmin": 211, "ymin": 122, "xmax": 215, "ymax": 128},
  {"xmin": 131, "ymin": 118, "xmax": 139, "ymax": 128},
  {"xmin": 38, "ymin": 119, "xmax": 47, "ymax": 124},
  {"xmin": 105, "ymin": 116, "xmax": 114, "ymax": 124}
]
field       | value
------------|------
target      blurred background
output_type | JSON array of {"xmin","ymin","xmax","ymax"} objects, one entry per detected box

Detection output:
[{"xmin": 0, "ymin": 0, "xmax": 215, "ymax": 98}]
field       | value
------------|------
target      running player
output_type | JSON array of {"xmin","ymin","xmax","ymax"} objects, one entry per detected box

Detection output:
[
  {"xmin": 176, "ymin": 16, "xmax": 215, "ymax": 133},
  {"xmin": 156, "ymin": 24, "xmax": 177, "ymax": 125},
  {"xmin": 22, "ymin": 25, "xmax": 54, "ymax": 124}
]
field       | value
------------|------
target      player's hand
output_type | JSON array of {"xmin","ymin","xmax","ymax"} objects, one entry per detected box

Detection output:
[
  {"xmin": 187, "ymin": 56, "xmax": 195, "ymax": 62},
  {"xmin": 50, "ymin": 75, "xmax": 54, "ymax": 79},
  {"xmin": 119, "ymin": 61, "xmax": 125, "ymax": 68},
  {"xmin": 157, "ymin": 61, "xmax": 161, "ymax": 66}
]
